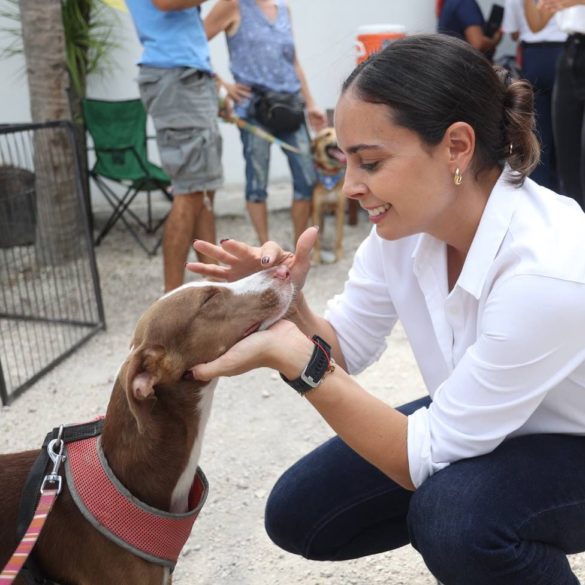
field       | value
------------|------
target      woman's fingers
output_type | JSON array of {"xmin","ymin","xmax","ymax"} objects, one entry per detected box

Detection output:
[
  {"xmin": 192, "ymin": 240, "xmax": 238, "ymax": 265},
  {"xmin": 191, "ymin": 330, "xmax": 271, "ymax": 380},
  {"xmin": 295, "ymin": 226, "xmax": 319, "ymax": 262},
  {"xmin": 191, "ymin": 320, "xmax": 309, "ymax": 382},
  {"xmin": 191, "ymin": 352, "xmax": 240, "ymax": 381},
  {"xmin": 185, "ymin": 262, "xmax": 230, "ymax": 281},
  {"xmin": 221, "ymin": 238, "xmax": 260, "ymax": 261},
  {"xmin": 259, "ymin": 241, "xmax": 287, "ymax": 266},
  {"xmin": 288, "ymin": 226, "xmax": 318, "ymax": 288},
  {"xmin": 235, "ymin": 83, "xmax": 252, "ymax": 98}
]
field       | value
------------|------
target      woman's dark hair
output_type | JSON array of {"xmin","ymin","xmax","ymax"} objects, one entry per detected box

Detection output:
[{"xmin": 342, "ymin": 34, "xmax": 539, "ymax": 186}]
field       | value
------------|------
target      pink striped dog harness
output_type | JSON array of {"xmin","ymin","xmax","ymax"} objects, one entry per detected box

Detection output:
[{"xmin": 64, "ymin": 435, "xmax": 208, "ymax": 568}]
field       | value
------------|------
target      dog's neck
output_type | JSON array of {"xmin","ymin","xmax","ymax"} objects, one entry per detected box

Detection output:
[{"xmin": 100, "ymin": 376, "xmax": 217, "ymax": 514}]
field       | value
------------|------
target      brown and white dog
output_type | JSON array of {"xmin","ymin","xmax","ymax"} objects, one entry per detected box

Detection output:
[
  {"xmin": 0, "ymin": 267, "xmax": 294, "ymax": 585},
  {"xmin": 311, "ymin": 127, "xmax": 347, "ymax": 264}
]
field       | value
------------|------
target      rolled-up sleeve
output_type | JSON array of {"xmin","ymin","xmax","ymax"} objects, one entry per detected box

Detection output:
[
  {"xmin": 325, "ymin": 233, "xmax": 399, "ymax": 374},
  {"xmin": 407, "ymin": 274, "xmax": 585, "ymax": 488}
]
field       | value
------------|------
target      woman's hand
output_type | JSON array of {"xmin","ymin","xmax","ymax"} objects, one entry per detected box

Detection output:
[
  {"xmin": 187, "ymin": 225, "xmax": 319, "ymax": 290},
  {"xmin": 307, "ymin": 106, "xmax": 327, "ymax": 132},
  {"xmin": 191, "ymin": 319, "xmax": 313, "ymax": 381},
  {"xmin": 224, "ymin": 81, "xmax": 252, "ymax": 103}
]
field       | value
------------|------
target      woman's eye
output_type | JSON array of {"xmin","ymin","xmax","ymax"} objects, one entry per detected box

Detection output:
[{"xmin": 360, "ymin": 161, "xmax": 379, "ymax": 171}]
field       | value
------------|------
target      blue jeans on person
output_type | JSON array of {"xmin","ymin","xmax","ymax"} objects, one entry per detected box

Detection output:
[
  {"xmin": 239, "ymin": 119, "xmax": 316, "ymax": 203},
  {"xmin": 265, "ymin": 396, "xmax": 585, "ymax": 584},
  {"xmin": 521, "ymin": 42, "xmax": 564, "ymax": 191}
]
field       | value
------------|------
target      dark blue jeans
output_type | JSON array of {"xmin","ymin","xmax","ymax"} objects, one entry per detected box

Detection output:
[
  {"xmin": 553, "ymin": 35, "xmax": 585, "ymax": 210},
  {"xmin": 265, "ymin": 397, "xmax": 585, "ymax": 584},
  {"xmin": 521, "ymin": 42, "xmax": 564, "ymax": 191}
]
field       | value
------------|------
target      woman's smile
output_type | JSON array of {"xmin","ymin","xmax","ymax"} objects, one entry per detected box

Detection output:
[{"xmin": 363, "ymin": 203, "xmax": 392, "ymax": 223}]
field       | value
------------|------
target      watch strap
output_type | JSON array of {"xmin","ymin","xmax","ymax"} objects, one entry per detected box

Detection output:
[{"xmin": 280, "ymin": 335, "xmax": 332, "ymax": 395}]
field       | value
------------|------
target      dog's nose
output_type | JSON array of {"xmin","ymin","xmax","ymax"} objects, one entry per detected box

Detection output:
[{"xmin": 273, "ymin": 265, "xmax": 290, "ymax": 281}]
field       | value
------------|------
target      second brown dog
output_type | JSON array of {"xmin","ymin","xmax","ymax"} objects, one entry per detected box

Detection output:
[{"xmin": 311, "ymin": 127, "xmax": 347, "ymax": 263}]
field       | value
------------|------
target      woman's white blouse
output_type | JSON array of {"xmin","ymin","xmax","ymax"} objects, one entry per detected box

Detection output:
[
  {"xmin": 556, "ymin": 6, "xmax": 585, "ymax": 34},
  {"xmin": 325, "ymin": 172, "xmax": 585, "ymax": 488}
]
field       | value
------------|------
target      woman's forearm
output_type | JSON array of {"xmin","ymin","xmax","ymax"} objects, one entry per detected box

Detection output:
[
  {"xmin": 304, "ymin": 366, "xmax": 413, "ymax": 490},
  {"xmin": 523, "ymin": 0, "xmax": 552, "ymax": 32},
  {"xmin": 289, "ymin": 292, "xmax": 348, "ymax": 370}
]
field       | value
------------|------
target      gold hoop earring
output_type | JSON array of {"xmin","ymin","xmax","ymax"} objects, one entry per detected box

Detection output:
[{"xmin": 453, "ymin": 168, "xmax": 463, "ymax": 186}]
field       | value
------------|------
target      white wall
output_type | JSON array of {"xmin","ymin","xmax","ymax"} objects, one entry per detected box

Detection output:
[{"xmin": 0, "ymin": 1, "xmax": 438, "ymax": 187}]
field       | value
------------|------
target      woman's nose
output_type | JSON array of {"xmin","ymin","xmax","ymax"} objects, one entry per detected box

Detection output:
[{"xmin": 342, "ymin": 170, "xmax": 366, "ymax": 200}]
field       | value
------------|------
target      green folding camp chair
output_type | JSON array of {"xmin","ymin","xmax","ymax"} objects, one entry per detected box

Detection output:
[{"xmin": 82, "ymin": 98, "xmax": 173, "ymax": 255}]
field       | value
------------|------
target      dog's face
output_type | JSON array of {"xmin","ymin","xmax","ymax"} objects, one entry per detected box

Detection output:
[
  {"xmin": 312, "ymin": 127, "xmax": 347, "ymax": 174},
  {"xmin": 119, "ymin": 267, "xmax": 294, "ymax": 426}
]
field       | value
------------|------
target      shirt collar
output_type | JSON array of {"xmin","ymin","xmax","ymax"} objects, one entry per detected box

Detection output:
[
  {"xmin": 412, "ymin": 167, "xmax": 521, "ymax": 299},
  {"xmin": 456, "ymin": 168, "xmax": 520, "ymax": 299}
]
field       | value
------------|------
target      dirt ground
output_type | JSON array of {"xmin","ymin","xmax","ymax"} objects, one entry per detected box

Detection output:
[{"xmin": 1, "ymin": 204, "xmax": 584, "ymax": 585}]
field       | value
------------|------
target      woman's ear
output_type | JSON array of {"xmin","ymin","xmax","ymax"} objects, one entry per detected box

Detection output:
[{"xmin": 443, "ymin": 121, "xmax": 476, "ymax": 174}]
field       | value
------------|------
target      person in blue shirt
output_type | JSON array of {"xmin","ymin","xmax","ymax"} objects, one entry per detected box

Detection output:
[
  {"xmin": 126, "ymin": 0, "xmax": 223, "ymax": 292},
  {"xmin": 438, "ymin": 0, "xmax": 503, "ymax": 57}
]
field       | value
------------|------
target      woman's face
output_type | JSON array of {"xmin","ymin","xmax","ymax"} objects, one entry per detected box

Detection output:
[{"xmin": 335, "ymin": 90, "xmax": 457, "ymax": 242}]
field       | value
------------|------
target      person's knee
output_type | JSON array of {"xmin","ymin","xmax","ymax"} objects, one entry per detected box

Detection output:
[
  {"xmin": 408, "ymin": 470, "xmax": 497, "ymax": 582},
  {"xmin": 264, "ymin": 471, "xmax": 307, "ymax": 557},
  {"xmin": 408, "ymin": 466, "xmax": 515, "ymax": 584}
]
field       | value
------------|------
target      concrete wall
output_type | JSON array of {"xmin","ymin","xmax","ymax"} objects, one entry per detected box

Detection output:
[{"xmin": 0, "ymin": 1, "xmax": 513, "ymax": 188}]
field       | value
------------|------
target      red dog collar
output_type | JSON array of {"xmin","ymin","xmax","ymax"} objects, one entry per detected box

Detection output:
[{"xmin": 65, "ymin": 436, "xmax": 207, "ymax": 568}]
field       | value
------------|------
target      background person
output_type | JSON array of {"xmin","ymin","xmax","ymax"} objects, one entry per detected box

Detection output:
[
  {"xmin": 437, "ymin": 0, "xmax": 503, "ymax": 57},
  {"xmin": 204, "ymin": 0, "xmax": 327, "ymax": 246},
  {"xmin": 189, "ymin": 34, "xmax": 585, "ymax": 585},
  {"xmin": 126, "ymin": 0, "xmax": 223, "ymax": 292},
  {"xmin": 503, "ymin": 0, "xmax": 566, "ymax": 190},
  {"xmin": 524, "ymin": 0, "xmax": 585, "ymax": 209}
]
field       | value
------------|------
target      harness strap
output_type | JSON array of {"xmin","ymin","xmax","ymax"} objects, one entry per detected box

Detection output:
[
  {"xmin": 10, "ymin": 420, "xmax": 104, "ymax": 585},
  {"xmin": 16, "ymin": 420, "xmax": 104, "ymax": 541}
]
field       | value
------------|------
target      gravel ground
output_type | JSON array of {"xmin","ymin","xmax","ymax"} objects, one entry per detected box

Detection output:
[{"xmin": 1, "ymin": 203, "xmax": 584, "ymax": 584}]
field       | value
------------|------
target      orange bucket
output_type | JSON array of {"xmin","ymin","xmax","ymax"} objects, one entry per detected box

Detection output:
[{"xmin": 355, "ymin": 24, "xmax": 406, "ymax": 63}]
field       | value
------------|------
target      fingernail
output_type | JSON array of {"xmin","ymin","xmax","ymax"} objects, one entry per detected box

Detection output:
[
  {"xmin": 192, "ymin": 239, "xmax": 198, "ymax": 245},
  {"xmin": 261, "ymin": 256, "xmax": 270, "ymax": 265},
  {"xmin": 312, "ymin": 225, "xmax": 320, "ymax": 232},
  {"xmin": 220, "ymin": 238, "xmax": 230, "ymax": 243}
]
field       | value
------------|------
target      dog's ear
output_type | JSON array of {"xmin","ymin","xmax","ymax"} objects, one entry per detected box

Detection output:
[{"xmin": 123, "ymin": 346, "xmax": 165, "ymax": 433}]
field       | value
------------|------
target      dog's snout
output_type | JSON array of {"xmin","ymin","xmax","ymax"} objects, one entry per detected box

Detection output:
[{"xmin": 273, "ymin": 265, "xmax": 290, "ymax": 281}]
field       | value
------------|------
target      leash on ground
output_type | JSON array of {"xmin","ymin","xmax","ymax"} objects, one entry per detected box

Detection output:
[{"xmin": 0, "ymin": 428, "xmax": 65, "ymax": 585}]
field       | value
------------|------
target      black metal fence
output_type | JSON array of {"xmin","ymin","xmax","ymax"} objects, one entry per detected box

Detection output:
[{"xmin": 0, "ymin": 121, "xmax": 105, "ymax": 405}]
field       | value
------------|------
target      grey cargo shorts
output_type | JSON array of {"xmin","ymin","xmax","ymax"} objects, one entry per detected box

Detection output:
[{"xmin": 138, "ymin": 66, "xmax": 223, "ymax": 195}]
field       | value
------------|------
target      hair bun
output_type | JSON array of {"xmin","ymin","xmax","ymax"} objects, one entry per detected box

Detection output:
[
  {"xmin": 494, "ymin": 65, "xmax": 514, "ymax": 88},
  {"xmin": 499, "ymin": 73, "xmax": 539, "ymax": 180}
]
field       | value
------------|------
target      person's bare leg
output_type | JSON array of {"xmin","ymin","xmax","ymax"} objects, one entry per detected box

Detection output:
[
  {"xmin": 163, "ymin": 191, "xmax": 205, "ymax": 292},
  {"xmin": 246, "ymin": 201, "xmax": 269, "ymax": 244},
  {"xmin": 291, "ymin": 199, "xmax": 312, "ymax": 245},
  {"xmin": 192, "ymin": 191, "xmax": 217, "ymax": 264}
]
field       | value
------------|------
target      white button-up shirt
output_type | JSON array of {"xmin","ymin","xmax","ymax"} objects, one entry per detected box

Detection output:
[{"xmin": 325, "ymin": 172, "xmax": 585, "ymax": 488}]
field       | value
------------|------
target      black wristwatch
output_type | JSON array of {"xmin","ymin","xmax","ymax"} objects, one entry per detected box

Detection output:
[{"xmin": 280, "ymin": 335, "xmax": 334, "ymax": 396}]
